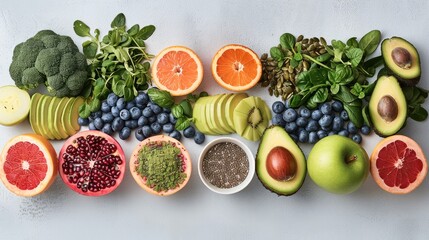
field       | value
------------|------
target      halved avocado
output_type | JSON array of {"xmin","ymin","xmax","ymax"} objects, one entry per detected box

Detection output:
[
  {"xmin": 256, "ymin": 125, "xmax": 306, "ymax": 196},
  {"xmin": 54, "ymin": 97, "xmax": 70, "ymax": 139},
  {"xmin": 29, "ymin": 93, "xmax": 43, "ymax": 135},
  {"xmin": 382, "ymin": 37, "xmax": 421, "ymax": 86},
  {"xmin": 368, "ymin": 76, "xmax": 407, "ymax": 137},
  {"xmin": 48, "ymin": 97, "xmax": 63, "ymax": 140}
]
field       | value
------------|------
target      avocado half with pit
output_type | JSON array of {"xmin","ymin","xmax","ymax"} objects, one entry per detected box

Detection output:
[
  {"xmin": 256, "ymin": 125, "xmax": 306, "ymax": 196},
  {"xmin": 382, "ymin": 37, "xmax": 421, "ymax": 86},
  {"xmin": 368, "ymin": 76, "xmax": 407, "ymax": 137}
]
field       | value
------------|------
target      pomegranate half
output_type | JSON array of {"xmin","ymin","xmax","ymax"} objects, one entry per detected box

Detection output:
[
  {"xmin": 130, "ymin": 135, "xmax": 192, "ymax": 196},
  {"xmin": 59, "ymin": 130, "xmax": 125, "ymax": 196}
]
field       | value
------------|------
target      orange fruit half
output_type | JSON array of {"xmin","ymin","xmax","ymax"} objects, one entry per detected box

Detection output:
[
  {"xmin": 0, "ymin": 134, "xmax": 57, "ymax": 197},
  {"xmin": 151, "ymin": 46, "xmax": 203, "ymax": 96},
  {"xmin": 212, "ymin": 44, "xmax": 262, "ymax": 91}
]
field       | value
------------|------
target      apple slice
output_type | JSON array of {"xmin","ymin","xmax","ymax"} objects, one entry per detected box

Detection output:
[
  {"xmin": 61, "ymin": 97, "xmax": 76, "ymax": 136},
  {"xmin": 53, "ymin": 97, "xmax": 70, "ymax": 139},
  {"xmin": 208, "ymin": 94, "xmax": 230, "ymax": 134},
  {"xmin": 193, "ymin": 97, "xmax": 215, "ymax": 135},
  {"xmin": 0, "ymin": 85, "xmax": 31, "ymax": 126},
  {"xmin": 225, "ymin": 93, "xmax": 248, "ymax": 131},
  {"xmin": 38, "ymin": 96, "xmax": 55, "ymax": 139},
  {"xmin": 216, "ymin": 93, "xmax": 235, "ymax": 133},
  {"xmin": 48, "ymin": 97, "xmax": 63, "ymax": 140}
]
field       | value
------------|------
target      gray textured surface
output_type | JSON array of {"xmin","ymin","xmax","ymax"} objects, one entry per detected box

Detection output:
[{"xmin": 0, "ymin": 1, "xmax": 429, "ymax": 239}]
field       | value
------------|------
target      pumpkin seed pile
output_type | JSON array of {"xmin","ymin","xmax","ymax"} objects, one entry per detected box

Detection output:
[{"xmin": 260, "ymin": 35, "xmax": 328, "ymax": 100}]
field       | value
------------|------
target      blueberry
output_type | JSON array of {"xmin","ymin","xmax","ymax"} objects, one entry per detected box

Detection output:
[
  {"xmin": 352, "ymin": 134, "xmax": 362, "ymax": 143},
  {"xmin": 328, "ymin": 131, "xmax": 336, "ymax": 136},
  {"xmin": 135, "ymin": 92, "xmax": 149, "ymax": 105},
  {"xmin": 285, "ymin": 122, "xmax": 298, "ymax": 133},
  {"xmin": 112, "ymin": 117, "xmax": 125, "ymax": 132},
  {"xmin": 78, "ymin": 117, "xmax": 89, "ymax": 126},
  {"xmin": 317, "ymin": 130, "xmax": 328, "ymax": 139},
  {"xmin": 102, "ymin": 123, "xmax": 113, "ymax": 135},
  {"xmin": 183, "ymin": 126, "xmax": 196, "ymax": 138},
  {"xmin": 138, "ymin": 116, "xmax": 149, "ymax": 127},
  {"xmin": 309, "ymin": 132, "xmax": 319, "ymax": 144},
  {"xmin": 320, "ymin": 103, "xmax": 332, "ymax": 115},
  {"xmin": 298, "ymin": 130, "xmax": 309, "ymax": 143},
  {"xmin": 272, "ymin": 114, "xmax": 286, "ymax": 126},
  {"xmin": 194, "ymin": 131, "xmax": 205, "ymax": 144},
  {"xmin": 101, "ymin": 113, "xmax": 114, "ymax": 123},
  {"xmin": 150, "ymin": 104, "xmax": 162, "ymax": 115},
  {"xmin": 119, "ymin": 127, "xmax": 131, "ymax": 140},
  {"xmin": 360, "ymin": 125, "xmax": 371, "ymax": 135},
  {"xmin": 111, "ymin": 106, "xmax": 120, "ymax": 117},
  {"xmin": 142, "ymin": 107, "xmax": 154, "ymax": 118},
  {"xmin": 272, "ymin": 101, "xmax": 286, "ymax": 114},
  {"xmin": 101, "ymin": 101, "xmax": 111, "ymax": 113},
  {"xmin": 142, "ymin": 125, "xmax": 152, "ymax": 137},
  {"xmin": 169, "ymin": 113, "xmax": 177, "ymax": 124},
  {"xmin": 290, "ymin": 133, "xmax": 298, "ymax": 142},
  {"xmin": 120, "ymin": 109, "xmax": 131, "ymax": 121},
  {"xmin": 283, "ymin": 108, "xmax": 298, "ymax": 122},
  {"xmin": 157, "ymin": 113, "xmax": 169, "ymax": 125},
  {"xmin": 311, "ymin": 110, "xmax": 323, "ymax": 120},
  {"xmin": 129, "ymin": 107, "xmax": 142, "ymax": 120},
  {"xmin": 116, "ymin": 98, "xmax": 126, "ymax": 110},
  {"xmin": 299, "ymin": 107, "xmax": 311, "ymax": 118},
  {"xmin": 126, "ymin": 101, "xmax": 136, "ymax": 110},
  {"xmin": 93, "ymin": 118, "xmax": 104, "ymax": 130},
  {"xmin": 148, "ymin": 116, "xmax": 157, "ymax": 123},
  {"xmin": 135, "ymin": 128, "xmax": 145, "ymax": 141},
  {"xmin": 296, "ymin": 117, "xmax": 308, "ymax": 127},
  {"xmin": 169, "ymin": 130, "xmax": 182, "ymax": 141},
  {"xmin": 125, "ymin": 120, "xmax": 138, "ymax": 129},
  {"xmin": 338, "ymin": 130, "xmax": 349, "ymax": 137},
  {"xmin": 150, "ymin": 122, "xmax": 162, "ymax": 134},
  {"xmin": 347, "ymin": 122, "xmax": 358, "ymax": 134},
  {"xmin": 305, "ymin": 120, "xmax": 318, "ymax": 132},
  {"xmin": 163, "ymin": 107, "xmax": 171, "ymax": 113},
  {"xmin": 332, "ymin": 116, "xmax": 343, "ymax": 132},
  {"xmin": 340, "ymin": 110, "xmax": 349, "ymax": 121},
  {"xmin": 162, "ymin": 123, "xmax": 174, "ymax": 133},
  {"xmin": 89, "ymin": 111, "xmax": 102, "ymax": 120},
  {"xmin": 107, "ymin": 93, "xmax": 118, "ymax": 107},
  {"xmin": 321, "ymin": 125, "xmax": 332, "ymax": 131},
  {"xmin": 332, "ymin": 101, "xmax": 343, "ymax": 112},
  {"xmin": 318, "ymin": 115, "xmax": 333, "ymax": 127},
  {"xmin": 89, "ymin": 122, "xmax": 96, "ymax": 130}
]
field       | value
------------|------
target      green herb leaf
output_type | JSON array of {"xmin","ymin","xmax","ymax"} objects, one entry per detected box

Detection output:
[
  {"xmin": 343, "ymin": 100, "xmax": 363, "ymax": 127},
  {"xmin": 280, "ymin": 33, "xmax": 296, "ymax": 50},
  {"xmin": 175, "ymin": 117, "xmax": 193, "ymax": 130},
  {"xmin": 358, "ymin": 30, "xmax": 381, "ymax": 56},
  {"xmin": 335, "ymin": 86, "xmax": 357, "ymax": 103},
  {"xmin": 89, "ymin": 98, "xmax": 101, "ymax": 112},
  {"xmin": 137, "ymin": 25, "xmax": 156, "ymax": 40},
  {"xmin": 179, "ymin": 100, "xmax": 193, "ymax": 117},
  {"xmin": 345, "ymin": 47, "xmax": 364, "ymax": 67},
  {"xmin": 147, "ymin": 88, "xmax": 174, "ymax": 108},
  {"xmin": 93, "ymin": 78, "xmax": 106, "ymax": 97},
  {"xmin": 410, "ymin": 106, "xmax": 428, "ymax": 121},
  {"xmin": 294, "ymin": 52, "xmax": 303, "ymax": 61},
  {"xmin": 74, "ymin": 20, "xmax": 91, "ymax": 37},
  {"xmin": 270, "ymin": 47, "xmax": 284, "ymax": 62},
  {"xmin": 79, "ymin": 103, "xmax": 91, "ymax": 118},
  {"xmin": 127, "ymin": 24, "xmax": 140, "ymax": 36},
  {"xmin": 312, "ymin": 88, "xmax": 329, "ymax": 103},
  {"xmin": 111, "ymin": 13, "xmax": 126, "ymax": 28},
  {"xmin": 290, "ymin": 58, "xmax": 299, "ymax": 68},
  {"xmin": 112, "ymin": 79, "xmax": 125, "ymax": 96},
  {"xmin": 199, "ymin": 91, "xmax": 209, "ymax": 98},
  {"xmin": 172, "ymin": 104, "xmax": 184, "ymax": 118},
  {"xmin": 362, "ymin": 105, "xmax": 372, "ymax": 126},
  {"xmin": 346, "ymin": 37, "xmax": 359, "ymax": 48},
  {"xmin": 289, "ymin": 94, "xmax": 303, "ymax": 108},
  {"xmin": 330, "ymin": 84, "xmax": 340, "ymax": 94},
  {"xmin": 83, "ymin": 42, "xmax": 98, "ymax": 59}
]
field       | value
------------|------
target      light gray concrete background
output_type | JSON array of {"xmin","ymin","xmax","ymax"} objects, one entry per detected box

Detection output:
[{"xmin": 0, "ymin": 0, "xmax": 429, "ymax": 239}]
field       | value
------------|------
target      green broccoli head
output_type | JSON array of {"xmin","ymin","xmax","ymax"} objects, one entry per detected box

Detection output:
[{"xmin": 9, "ymin": 30, "xmax": 88, "ymax": 96}]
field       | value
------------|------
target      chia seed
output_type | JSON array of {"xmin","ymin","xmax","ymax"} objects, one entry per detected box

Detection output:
[{"xmin": 202, "ymin": 142, "xmax": 249, "ymax": 189}]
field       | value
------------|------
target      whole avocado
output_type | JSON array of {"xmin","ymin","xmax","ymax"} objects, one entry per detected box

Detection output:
[{"xmin": 9, "ymin": 30, "xmax": 88, "ymax": 97}]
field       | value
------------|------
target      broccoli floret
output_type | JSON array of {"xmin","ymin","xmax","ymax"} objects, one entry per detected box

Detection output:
[{"xmin": 9, "ymin": 30, "xmax": 88, "ymax": 96}]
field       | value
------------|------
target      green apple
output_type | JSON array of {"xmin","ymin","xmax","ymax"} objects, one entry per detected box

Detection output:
[{"xmin": 307, "ymin": 135, "xmax": 369, "ymax": 194}]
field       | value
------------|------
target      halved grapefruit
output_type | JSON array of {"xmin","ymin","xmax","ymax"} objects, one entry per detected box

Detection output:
[
  {"xmin": 0, "ymin": 134, "xmax": 57, "ymax": 197},
  {"xmin": 130, "ymin": 135, "xmax": 191, "ymax": 196},
  {"xmin": 151, "ymin": 46, "xmax": 203, "ymax": 96},
  {"xmin": 370, "ymin": 135, "xmax": 428, "ymax": 194},
  {"xmin": 211, "ymin": 44, "xmax": 262, "ymax": 91}
]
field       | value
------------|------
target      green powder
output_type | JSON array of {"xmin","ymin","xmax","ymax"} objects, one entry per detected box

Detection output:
[{"xmin": 136, "ymin": 141, "xmax": 186, "ymax": 192}]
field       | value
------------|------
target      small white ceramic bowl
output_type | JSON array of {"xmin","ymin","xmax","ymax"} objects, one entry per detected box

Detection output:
[{"xmin": 198, "ymin": 137, "xmax": 255, "ymax": 194}]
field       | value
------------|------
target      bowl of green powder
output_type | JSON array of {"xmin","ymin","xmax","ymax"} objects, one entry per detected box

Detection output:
[{"xmin": 198, "ymin": 137, "xmax": 255, "ymax": 194}]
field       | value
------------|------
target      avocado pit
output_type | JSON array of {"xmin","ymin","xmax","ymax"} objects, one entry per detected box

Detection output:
[
  {"xmin": 391, "ymin": 47, "xmax": 412, "ymax": 69},
  {"xmin": 377, "ymin": 95, "xmax": 398, "ymax": 122},
  {"xmin": 266, "ymin": 146, "xmax": 297, "ymax": 181}
]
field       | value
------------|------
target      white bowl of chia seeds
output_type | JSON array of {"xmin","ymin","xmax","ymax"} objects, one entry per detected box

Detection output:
[{"xmin": 198, "ymin": 137, "xmax": 255, "ymax": 194}]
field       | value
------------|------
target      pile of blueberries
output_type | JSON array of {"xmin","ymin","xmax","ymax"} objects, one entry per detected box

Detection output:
[
  {"xmin": 271, "ymin": 100, "xmax": 371, "ymax": 144},
  {"xmin": 78, "ymin": 92, "xmax": 205, "ymax": 144}
]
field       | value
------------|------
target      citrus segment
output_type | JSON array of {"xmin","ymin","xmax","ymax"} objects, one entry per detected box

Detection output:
[
  {"xmin": 152, "ymin": 46, "xmax": 203, "ymax": 96},
  {"xmin": 212, "ymin": 44, "xmax": 262, "ymax": 91},
  {"xmin": 0, "ymin": 134, "xmax": 57, "ymax": 197},
  {"xmin": 370, "ymin": 135, "xmax": 427, "ymax": 194}
]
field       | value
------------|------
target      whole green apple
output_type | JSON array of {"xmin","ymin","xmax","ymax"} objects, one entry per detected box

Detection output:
[{"xmin": 307, "ymin": 135, "xmax": 369, "ymax": 194}]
